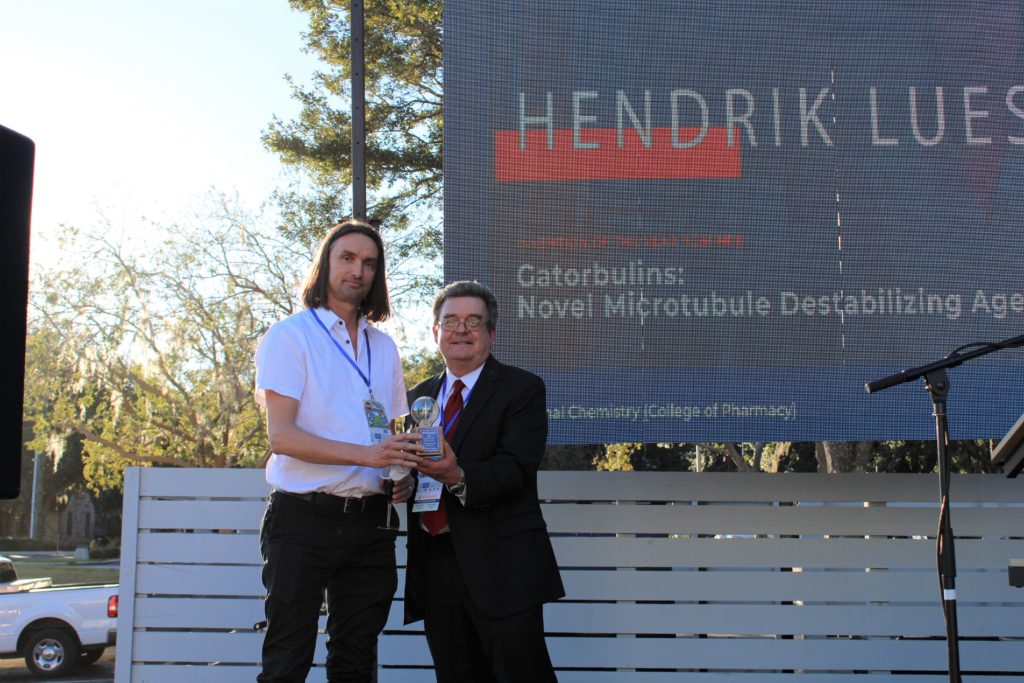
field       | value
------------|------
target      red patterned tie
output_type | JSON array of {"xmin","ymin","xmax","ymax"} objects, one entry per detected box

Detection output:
[{"xmin": 423, "ymin": 379, "xmax": 464, "ymax": 536}]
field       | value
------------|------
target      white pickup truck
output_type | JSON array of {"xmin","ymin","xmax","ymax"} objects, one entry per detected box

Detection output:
[{"xmin": 0, "ymin": 555, "xmax": 117, "ymax": 678}]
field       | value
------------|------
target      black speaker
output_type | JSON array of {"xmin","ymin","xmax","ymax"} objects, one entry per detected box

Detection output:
[{"xmin": 0, "ymin": 124, "xmax": 34, "ymax": 500}]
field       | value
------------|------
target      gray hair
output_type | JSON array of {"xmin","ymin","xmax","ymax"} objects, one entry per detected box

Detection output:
[{"xmin": 432, "ymin": 281, "xmax": 498, "ymax": 332}]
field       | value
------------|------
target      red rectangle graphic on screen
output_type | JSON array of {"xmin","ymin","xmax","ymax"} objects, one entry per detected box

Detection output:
[{"xmin": 495, "ymin": 127, "xmax": 741, "ymax": 182}]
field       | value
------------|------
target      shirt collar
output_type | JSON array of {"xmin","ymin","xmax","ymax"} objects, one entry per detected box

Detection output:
[
  {"xmin": 444, "ymin": 361, "xmax": 485, "ymax": 397},
  {"xmin": 314, "ymin": 306, "xmax": 369, "ymax": 334}
]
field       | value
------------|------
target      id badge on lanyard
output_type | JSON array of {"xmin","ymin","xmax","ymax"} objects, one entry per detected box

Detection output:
[
  {"xmin": 363, "ymin": 399, "xmax": 391, "ymax": 444},
  {"xmin": 413, "ymin": 475, "xmax": 443, "ymax": 512}
]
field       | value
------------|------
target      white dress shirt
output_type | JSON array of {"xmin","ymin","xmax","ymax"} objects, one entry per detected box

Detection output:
[
  {"xmin": 255, "ymin": 307, "xmax": 408, "ymax": 496},
  {"xmin": 436, "ymin": 363, "xmax": 485, "ymax": 426}
]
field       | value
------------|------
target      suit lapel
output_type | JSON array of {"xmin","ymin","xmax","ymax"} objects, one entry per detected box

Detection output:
[
  {"xmin": 416, "ymin": 373, "xmax": 444, "ymax": 402},
  {"xmin": 450, "ymin": 356, "xmax": 499, "ymax": 453}
]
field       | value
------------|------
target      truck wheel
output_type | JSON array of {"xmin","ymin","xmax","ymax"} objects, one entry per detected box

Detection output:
[
  {"xmin": 23, "ymin": 628, "xmax": 80, "ymax": 678},
  {"xmin": 80, "ymin": 647, "xmax": 105, "ymax": 665}
]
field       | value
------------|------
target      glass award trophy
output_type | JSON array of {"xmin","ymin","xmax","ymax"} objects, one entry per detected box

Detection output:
[{"xmin": 411, "ymin": 396, "xmax": 443, "ymax": 459}]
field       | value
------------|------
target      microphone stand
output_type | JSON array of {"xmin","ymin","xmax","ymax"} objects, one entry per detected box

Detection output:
[{"xmin": 865, "ymin": 331, "xmax": 1024, "ymax": 683}]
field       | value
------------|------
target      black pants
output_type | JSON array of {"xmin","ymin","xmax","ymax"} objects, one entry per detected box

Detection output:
[
  {"xmin": 421, "ymin": 533, "xmax": 557, "ymax": 683},
  {"xmin": 258, "ymin": 491, "xmax": 398, "ymax": 683}
]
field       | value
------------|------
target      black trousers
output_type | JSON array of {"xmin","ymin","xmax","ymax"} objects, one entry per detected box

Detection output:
[
  {"xmin": 258, "ymin": 491, "xmax": 398, "ymax": 683},
  {"xmin": 421, "ymin": 533, "xmax": 557, "ymax": 683}
]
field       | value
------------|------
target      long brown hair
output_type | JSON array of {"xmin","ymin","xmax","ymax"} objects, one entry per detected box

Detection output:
[{"xmin": 300, "ymin": 220, "xmax": 391, "ymax": 322}]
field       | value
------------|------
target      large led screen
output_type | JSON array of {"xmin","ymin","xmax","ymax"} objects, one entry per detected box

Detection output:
[{"xmin": 444, "ymin": 1, "xmax": 1024, "ymax": 443}]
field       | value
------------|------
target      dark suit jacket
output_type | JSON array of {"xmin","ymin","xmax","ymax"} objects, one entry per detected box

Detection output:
[{"xmin": 403, "ymin": 355, "xmax": 565, "ymax": 623}]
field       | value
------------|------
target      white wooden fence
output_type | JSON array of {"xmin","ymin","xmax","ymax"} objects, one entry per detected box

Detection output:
[{"xmin": 116, "ymin": 468, "xmax": 1024, "ymax": 682}]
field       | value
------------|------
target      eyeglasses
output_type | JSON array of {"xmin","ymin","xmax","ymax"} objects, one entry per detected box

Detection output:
[{"xmin": 439, "ymin": 316, "xmax": 486, "ymax": 331}]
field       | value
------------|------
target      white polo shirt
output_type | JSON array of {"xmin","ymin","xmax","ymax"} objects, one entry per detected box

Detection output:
[{"xmin": 255, "ymin": 307, "xmax": 408, "ymax": 496}]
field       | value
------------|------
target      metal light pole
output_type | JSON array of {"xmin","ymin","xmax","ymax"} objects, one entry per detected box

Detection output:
[
  {"xmin": 29, "ymin": 451, "xmax": 43, "ymax": 539},
  {"xmin": 351, "ymin": 0, "xmax": 366, "ymax": 220}
]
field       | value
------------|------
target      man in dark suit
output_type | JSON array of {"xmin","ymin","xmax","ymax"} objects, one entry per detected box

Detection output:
[{"xmin": 405, "ymin": 280, "xmax": 564, "ymax": 683}]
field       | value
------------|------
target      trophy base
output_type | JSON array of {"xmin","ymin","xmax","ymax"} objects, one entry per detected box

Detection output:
[{"xmin": 417, "ymin": 425, "xmax": 444, "ymax": 459}]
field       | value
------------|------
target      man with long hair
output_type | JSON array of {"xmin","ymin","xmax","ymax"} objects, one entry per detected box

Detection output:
[{"xmin": 254, "ymin": 219, "xmax": 422, "ymax": 682}]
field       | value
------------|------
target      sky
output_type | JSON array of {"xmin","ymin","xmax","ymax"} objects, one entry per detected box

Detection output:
[{"xmin": 0, "ymin": 0, "xmax": 322, "ymax": 272}]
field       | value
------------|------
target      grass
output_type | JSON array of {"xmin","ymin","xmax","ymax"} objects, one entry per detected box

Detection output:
[{"xmin": 4, "ymin": 559, "xmax": 119, "ymax": 586}]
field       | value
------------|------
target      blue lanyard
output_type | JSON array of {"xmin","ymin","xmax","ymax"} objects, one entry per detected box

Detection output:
[
  {"xmin": 309, "ymin": 309, "xmax": 372, "ymax": 396},
  {"xmin": 439, "ymin": 375, "xmax": 473, "ymax": 438}
]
